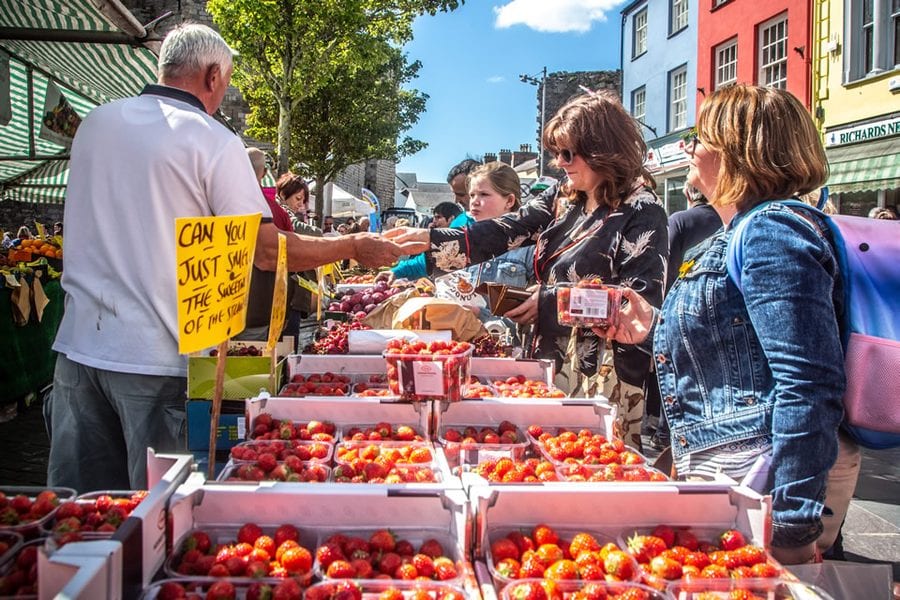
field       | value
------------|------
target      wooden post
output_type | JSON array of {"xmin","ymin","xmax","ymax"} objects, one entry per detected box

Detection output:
[{"xmin": 208, "ymin": 338, "xmax": 229, "ymax": 479}]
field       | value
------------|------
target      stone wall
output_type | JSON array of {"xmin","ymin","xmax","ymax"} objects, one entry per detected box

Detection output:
[{"xmin": 0, "ymin": 202, "xmax": 64, "ymax": 235}]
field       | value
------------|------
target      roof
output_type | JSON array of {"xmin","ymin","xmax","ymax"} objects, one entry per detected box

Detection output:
[
  {"xmin": 0, "ymin": 0, "xmax": 160, "ymax": 204},
  {"xmin": 404, "ymin": 188, "xmax": 454, "ymax": 211}
]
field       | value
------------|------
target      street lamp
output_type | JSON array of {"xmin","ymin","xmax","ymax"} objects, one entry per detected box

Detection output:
[{"xmin": 519, "ymin": 66, "xmax": 547, "ymax": 177}]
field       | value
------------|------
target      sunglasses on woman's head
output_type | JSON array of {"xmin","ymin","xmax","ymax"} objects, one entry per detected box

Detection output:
[{"xmin": 687, "ymin": 133, "xmax": 702, "ymax": 155}]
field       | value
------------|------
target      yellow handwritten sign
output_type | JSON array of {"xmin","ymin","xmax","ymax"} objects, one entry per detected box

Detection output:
[
  {"xmin": 34, "ymin": 221, "xmax": 46, "ymax": 239},
  {"xmin": 267, "ymin": 233, "xmax": 288, "ymax": 352},
  {"xmin": 175, "ymin": 213, "xmax": 261, "ymax": 354}
]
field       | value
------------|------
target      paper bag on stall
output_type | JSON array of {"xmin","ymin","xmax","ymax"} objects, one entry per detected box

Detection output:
[
  {"xmin": 11, "ymin": 274, "xmax": 31, "ymax": 326},
  {"xmin": 31, "ymin": 271, "xmax": 49, "ymax": 322},
  {"xmin": 391, "ymin": 296, "xmax": 487, "ymax": 341},
  {"xmin": 362, "ymin": 286, "xmax": 422, "ymax": 329}
]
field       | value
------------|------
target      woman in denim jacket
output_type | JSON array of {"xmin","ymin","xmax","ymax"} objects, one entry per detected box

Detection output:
[{"xmin": 604, "ymin": 85, "xmax": 845, "ymax": 565}]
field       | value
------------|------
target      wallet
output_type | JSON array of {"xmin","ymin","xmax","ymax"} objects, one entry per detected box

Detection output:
[{"xmin": 480, "ymin": 283, "xmax": 532, "ymax": 316}]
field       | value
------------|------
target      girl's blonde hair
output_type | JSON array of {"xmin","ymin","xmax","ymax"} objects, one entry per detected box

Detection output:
[{"xmin": 696, "ymin": 84, "xmax": 828, "ymax": 211}]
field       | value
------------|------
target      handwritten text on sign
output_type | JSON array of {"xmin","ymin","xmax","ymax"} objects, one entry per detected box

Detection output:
[{"xmin": 175, "ymin": 213, "xmax": 261, "ymax": 354}]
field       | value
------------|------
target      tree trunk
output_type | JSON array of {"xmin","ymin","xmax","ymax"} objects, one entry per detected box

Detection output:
[{"xmin": 276, "ymin": 98, "xmax": 292, "ymax": 175}]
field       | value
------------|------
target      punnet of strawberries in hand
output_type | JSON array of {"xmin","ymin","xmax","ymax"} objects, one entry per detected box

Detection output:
[
  {"xmin": 621, "ymin": 524, "xmax": 782, "ymax": 591},
  {"xmin": 314, "ymin": 529, "xmax": 461, "ymax": 582},
  {"xmin": 557, "ymin": 278, "xmax": 623, "ymax": 329},
  {"xmin": 168, "ymin": 522, "xmax": 316, "ymax": 583},
  {"xmin": 488, "ymin": 524, "xmax": 639, "ymax": 584},
  {"xmin": 383, "ymin": 339, "xmax": 473, "ymax": 402}
]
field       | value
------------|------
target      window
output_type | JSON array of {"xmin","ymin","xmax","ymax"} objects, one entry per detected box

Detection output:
[
  {"xmin": 668, "ymin": 66, "xmax": 688, "ymax": 132},
  {"xmin": 713, "ymin": 0, "xmax": 730, "ymax": 7},
  {"xmin": 758, "ymin": 14, "xmax": 788, "ymax": 89},
  {"xmin": 632, "ymin": 87, "xmax": 646, "ymax": 124},
  {"xmin": 633, "ymin": 8, "xmax": 648, "ymax": 58},
  {"xmin": 715, "ymin": 39, "xmax": 738, "ymax": 88},
  {"xmin": 845, "ymin": 0, "xmax": 900, "ymax": 81},
  {"xmin": 670, "ymin": 0, "xmax": 688, "ymax": 35}
]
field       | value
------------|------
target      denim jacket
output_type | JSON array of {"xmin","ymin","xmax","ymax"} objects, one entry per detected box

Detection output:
[
  {"xmin": 466, "ymin": 245, "xmax": 534, "ymax": 289},
  {"xmin": 654, "ymin": 202, "xmax": 845, "ymax": 548}
]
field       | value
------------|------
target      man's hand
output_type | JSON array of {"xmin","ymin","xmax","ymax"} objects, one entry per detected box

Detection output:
[
  {"xmin": 382, "ymin": 227, "xmax": 430, "ymax": 254},
  {"xmin": 351, "ymin": 233, "xmax": 416, "ymax": 268}
]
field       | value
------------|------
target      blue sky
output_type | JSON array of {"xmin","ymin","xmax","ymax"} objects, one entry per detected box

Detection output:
[{"xmin": 396, "ymin": 0, "xmax": 627, "ymax": 183}]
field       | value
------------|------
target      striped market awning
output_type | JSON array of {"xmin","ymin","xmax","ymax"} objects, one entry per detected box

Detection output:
[
  {"xmin": 0, "ymin": 0, "xmax": 159, "ymax": 204},
  {"xmin": 826, "ymin": 137, "xmax": 900, "ymax": 194}
]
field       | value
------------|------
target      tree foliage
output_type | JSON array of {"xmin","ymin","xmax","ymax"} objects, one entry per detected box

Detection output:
[{"xmin": 208, "ymin": 0, "xmax": 464, "ymax": 215}]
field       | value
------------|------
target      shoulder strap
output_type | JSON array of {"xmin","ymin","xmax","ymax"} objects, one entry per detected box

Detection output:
[{"xmin": 725, "ymin": 200, "xmax": 827, "ymax": 293}]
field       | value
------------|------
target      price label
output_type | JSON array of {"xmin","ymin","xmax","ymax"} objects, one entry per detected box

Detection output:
[
  {"xmin": 411, "ymin": 360, "xmax": 446, "ymax": 396},
  {"xmin": 569, "ymin": 287, "xmax": 609, "ymax": 318}
]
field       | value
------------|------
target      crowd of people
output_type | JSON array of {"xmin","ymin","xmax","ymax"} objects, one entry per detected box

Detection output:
[{"xmin": 30, "ymin": 22, "xmax": 898, "ymax": 573}]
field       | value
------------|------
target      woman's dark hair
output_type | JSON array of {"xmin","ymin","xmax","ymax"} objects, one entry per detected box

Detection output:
[
  {"xmin": 433, "ymin": 201, "xmax": 464, "ymax": 220},
  {"xmin": 543, "ymin": 90, "xmax": 654, "ymax": 209},
  {"xmin": 275, "ymin": 172, "xmax": 309, "ymax": 203}
]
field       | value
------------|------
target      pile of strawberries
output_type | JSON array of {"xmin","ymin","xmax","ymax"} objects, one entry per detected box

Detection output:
[
  {"xmin": 314, "ymin": 529, "xmax": 459, "ymax": 581},
  {"xmin": 442, "ymin": 421, "xmax": 523, "ymax": 446},
  {"xmin": 342, "ymin": 423, "xmax": 424, "ymax": 442},
  {"xmin": 384, "ymin": 339, "xmax": 473, "ymax": 402},
  {"xmin": 170, "ymin": 523, "xmax": 315, "ymax": 582},
  {"xmin": 333, "ymin": 442, "xmax": 436, "ymax": 484},
  {"xmin": 305, "ymin": 321, "xmax": 371, "ymax": 355},
  {"xmin": 225, "ymin": 458, "xmax": 329, "ymax": 483},
  {"xmin": 0, "ymin": 489, "xmax": 63, "ymax": 529},
  {"xmin": 624, "ymin": 525, "xmax": 781, "ymax": 591},
  {"xmin": 501, "ymin": 580, "xmax": 658, "ymax": 600},
  {"xmin": 471, "ymin": 458, "xmax": 560, "ymax": 483},
  {"xmin": 281, "ymin": 373, "xmax": 352, "ymax": 397},
  {"xmin": 556, "ymin": 463, "xmax": 667, "ymax": 483},
  {"xmin": 528, "ymin": 426, "xmax": 645, "ymax": 467},
  {"xmin": 49, "ymin": 491, "xmax": 148, "ymax": 544},
  {"xmin": 489, "ymin": 525, "xmax": 638, "ymax": 583},
  {"xmin": 307, "ymin": 581, "xmax": 465, "ymax": 600},
  {"xmin": 250, "ymin": 414, "xmax": 337, "ymax": 442},
  {"xmin": 462, "ymin": 382, "xmax": 496, "ymax": 399},
  {"xmin": 231, "ymin": 440, "xmax": 332, "ymax": 463},
  {"xmin": 154, "ymin": 578, "xmax": 303, "ymax": 600},
  {"xmin": 491, "ymin": 376, "xmax": 565, "ymax": 399},
  {"xmin": 0, "ymin": 543, "xmax": 38, "ymax": 597}
]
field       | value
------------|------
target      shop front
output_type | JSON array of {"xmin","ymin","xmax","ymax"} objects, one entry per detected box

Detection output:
[
  {"xmin": 823, "ymin": 114, "xmax": 900, "ymax": 217},
  {"xmin": 646, "ymin": 134, "xmax": 692, "ymax": 214}
]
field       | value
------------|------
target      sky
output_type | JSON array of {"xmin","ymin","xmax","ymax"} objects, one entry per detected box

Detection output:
[{"xmin": 396, "ymin": 0, "xmax": 628, "ymax": 183}]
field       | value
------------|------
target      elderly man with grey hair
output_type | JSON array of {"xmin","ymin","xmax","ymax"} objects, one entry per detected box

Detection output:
[{"xmin": 46, "ymin": 23, "xmax": 412, "ymax": 492}]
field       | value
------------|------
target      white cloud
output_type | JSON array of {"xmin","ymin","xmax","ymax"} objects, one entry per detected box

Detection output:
[
  {"xmin": 487, "ymin": 75, "xmax": 506, "ymax": 83},
  {"xmin": 494, "ymin": 0, "xmax": 622, "ymax": 34}
]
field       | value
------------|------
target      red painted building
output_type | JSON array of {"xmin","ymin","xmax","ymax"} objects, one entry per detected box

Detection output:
[{"xmin": 696, "ymin": 0, "xmax": 813, "ymax": 109}]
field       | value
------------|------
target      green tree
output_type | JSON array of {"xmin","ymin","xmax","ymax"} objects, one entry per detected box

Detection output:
[{"xmin": 207, "ymin": 0, "xmax": 463, "ymax": 176}]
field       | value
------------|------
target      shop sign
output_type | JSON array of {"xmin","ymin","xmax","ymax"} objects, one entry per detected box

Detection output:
[
  {"xmin": 825, "ymin": 116, "xmax": 900, "ymax": 147},
  {"xmin": 175, "ymin": 213, "xmax": 261, "ymax": 354},
  {"xmin": 646, "ymin": 139, "xmax": 690, "ymax": 172}
]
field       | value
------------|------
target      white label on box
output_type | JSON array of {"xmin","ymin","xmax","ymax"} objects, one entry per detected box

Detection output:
[
  {"xmin": 413, "ymin": 360, "xmax": 446, "ymax": 395},
  {"xmin": 237, "ymin": 417, "xmax": 246, "ymax": 440},
  {"xmin": 569, "ymin": 288, "xmax": 609, "ymax": 318}
]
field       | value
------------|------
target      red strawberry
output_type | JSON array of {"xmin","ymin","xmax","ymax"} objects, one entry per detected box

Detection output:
[
  {"xmin": 246, "ymin": 583, "xmax": 274, "ymax": 600},
  {"xmin": 543, "ymin": 559, "xmax": 578, "ymax": 580},
  {"xmin": 603, "ymin": 550, "xmax": 635, "ymax": 581},
  {"xmin": 494, "ymin": 557, "xmax": 521, "ymax": 578},
  {"xmin": 491, "ymin": 538, "xmax": 520, "ymax": 562},
  {"xmin": 206, "ymin": 580, "xmax": 236, "ymax": 599},
  {"xmin": 433, "ymin": 556, "xmax": 458, "ymax": 580},
  {"xmin": 532, "ymin": 523, "xmax": 559, "ymax": 546},
  {"xmin": 326, "ymin": 559, "xmax": 356, "ymax": 579},
  {"xmin": 185, "ymin": 530, "xmax": 212, "ymax": 554},
  {"xmin": 419, "ymin": 538, "xmax": 444, "ymax": 558},
  {"xmin": 237, "ymin": 523, "xmax": 263, "ymax": 546},
  {"xmin": 718, "ymin": 529, "xmax": 746, "ymax": 551},
  {"xmin": 395, "ymin": 539, "xmax": 415, "ymax": 556},
  {"xmin": 378, "ymin": 551, "xmax": 403, "ymax": 575},
  {"xmin": 369, "ymin": 529, "xmax": 396, "ymax": 552},
  {"xmin": 508, "ymin": 581, "xmax": 547, "ymax": 600},
  {"xmin": 569, "ymin": 532, "xmax": 601, "ymax": 559},
  {"xmin": 651, "ymin": 525, "xmax": 676, "ymax": 549},
  {"xmin": 750, "ymin": 562, "xmax": 780, "ymax": 578},
  {"xmin": 272, "ymin": 579, "xmax": 303, "ymax": 600},
  {"xmin": 626, "ymin": 535, "xmax": 667, "ymax": 563},
  {"xmin": 274, "ymin": 524, "xmax": 300, "ymax": 548},
  {"xmin": 649, "ymin": 555, "xmax": 683, "ymax": 580},
  {"xmin": 280, "ymin": 546, "xmax": 312, "ymax": 574},
  {"xmin": 411, "ymin": 553, "xmax": 435, "ymax": 578},
  {"xmin": 157, "ymin": 581, "xmax": 187, "ymax": 599},
  {"xmin": 674, "ymin": 528, "xmax": 699, "ymax": 551},
  {"xmin": 394, "ymin": 563, "xmax": 418, "ymax": 580}
]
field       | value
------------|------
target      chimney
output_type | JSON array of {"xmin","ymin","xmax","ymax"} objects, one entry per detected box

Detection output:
[
  {"xmin": 519, "ymin": 144, "xmax": 532, "ymax": 152},
  {"xmin": 483, "ymin": 152, "xmax": 497, "ymax": 163},
  {"xmin": 498, "ymin": 148, "xmax": 513, "ymax": 165}
]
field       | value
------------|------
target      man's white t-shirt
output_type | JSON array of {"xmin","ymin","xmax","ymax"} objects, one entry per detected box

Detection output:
[{"xmin": 53, "ymin": 87, "xmax": 272, "ymax": 377}]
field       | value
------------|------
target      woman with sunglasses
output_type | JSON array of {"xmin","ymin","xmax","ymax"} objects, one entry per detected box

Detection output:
[
  {"xmin": 388, "ymin": 91, "xmax": 668, "ymax": 448},
  {"xmin": 604, "ymin": 85, "xmax": 848, "ymax": 565}
]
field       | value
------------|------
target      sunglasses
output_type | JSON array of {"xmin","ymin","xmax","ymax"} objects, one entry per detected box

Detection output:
[
  {"xmin": 687, "ymin": 133, "xmax": 702, "ymax": 156},
  {"xmin": 554, "ymin": 148, "xmax": 577, "ymax": 164}
]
